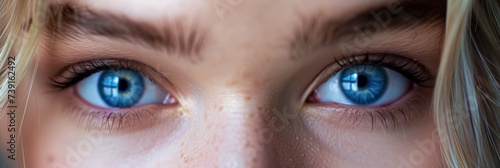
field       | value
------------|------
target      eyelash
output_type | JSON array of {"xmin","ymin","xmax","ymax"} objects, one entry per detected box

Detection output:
[
  {"xmin": 332, "ymin": 53, "xmax": 434, "ymax": 86},
  {"xmin": 51, "ymin": 59, "xmax": 167, "ymax": 132},
  {"xmin": 51, "ymin": 59, "xmax": 151, "ymax": 89},
  {"xmin": 307, "ymin": 53, "xmax": 434, "ymax": 129},
  {"xmin": 309, "ymin": 92, "xmax": 428, "ymax": 130},
  {"xmin": 63, "ymin": 101, "xmax": 165, "ymax": 132}
]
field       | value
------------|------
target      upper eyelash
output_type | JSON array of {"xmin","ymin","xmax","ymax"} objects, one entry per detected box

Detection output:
[
  {"xmin": 51, "ymin": 58, "xmax": 149, "ymax": 89},
  {"xmin": 333, "ymin": 53, "xmax": 435, "ymax": 86}
]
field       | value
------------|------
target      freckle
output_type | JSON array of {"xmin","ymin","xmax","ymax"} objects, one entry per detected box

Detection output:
[
  {"xmin": 203, "ymin": 111, "xmax": 209, "ymax": 120},
  {"xmin": 181, "ymin": 153, "xmax": 188, "ymax": 164},
  {"xmin": 226, "ymin": 80, "xmax": 238, "ymax": 87},
  {"xmin": 47, "ymin": 154, "xmax": 54, "ymax": 164},
  {"xmin": 245, "ymin": 140, "xmax": 251, "ymax": 148},
  {"xmin": 218, "ymin": 106, "xmax": 223, "ymax": 112},
  {"xmin": 245, "ymin": 96, "xmax": 251, "ymax": 101}
]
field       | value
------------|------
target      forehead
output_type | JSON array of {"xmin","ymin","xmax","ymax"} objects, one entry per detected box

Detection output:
[
  {"xmin": 50, "ymin": 0, "xmax": 426, "ymax": 56},
  {"xmin": 74, "ymin": 0, "xmax": 393, "ymax": 25}
]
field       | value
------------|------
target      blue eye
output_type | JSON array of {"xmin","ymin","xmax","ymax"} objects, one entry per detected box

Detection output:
[
  {"xmin": 315, "ymin": 64, "xmax": 411, "ymax": 106},
  {"xmin": 76, "ymin": 69, "xmax": 170, "ymax": 108}
]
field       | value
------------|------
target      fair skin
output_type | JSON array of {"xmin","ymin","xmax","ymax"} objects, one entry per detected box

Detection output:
[{"xmin": 2, "ymin": 0, "xmax": 446, "ymax": 167}]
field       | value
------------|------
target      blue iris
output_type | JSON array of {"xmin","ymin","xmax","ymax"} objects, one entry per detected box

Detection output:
[
  {"xmin": 339, "ymin": 65, "xmax": 388, "ymax": 105},
  {"xmin": 98, "ymin": 70, "xmax": 145, "ymax": 108}
]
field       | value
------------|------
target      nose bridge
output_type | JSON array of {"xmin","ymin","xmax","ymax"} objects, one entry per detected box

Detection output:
[
  {"xmin": 208, "ymin": 92, "xmax": 275, "ymax": 167},
  {"xmin": 186, "ymin": 46, "xmax": 293, "ymax": 166}
]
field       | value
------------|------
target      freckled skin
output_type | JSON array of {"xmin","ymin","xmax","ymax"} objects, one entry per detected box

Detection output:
[{"xmin": 0, "ymin": 0, "xmax": 446, "ymax": 167}]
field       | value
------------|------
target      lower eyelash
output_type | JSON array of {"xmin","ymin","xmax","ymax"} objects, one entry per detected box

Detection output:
[
  {"xmin": 305, "ymin": 87, "xmax": 429, "ymax": 130},
  {"xmin": 67, "ymin": 105, "xmax": 147, "ymax": 132},
  {"xmin": 61, "ymin": 93, "xmax": 162, "ymax": 133}
]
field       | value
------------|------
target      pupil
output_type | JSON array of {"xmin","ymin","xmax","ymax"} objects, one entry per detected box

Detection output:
[
  {"xmin": 118, "ymin": 78, "xmax": 129, "ymax": 91},
  {"xmin": 357, "ymin": 75, "xmax": 368, "ymax": 88}
]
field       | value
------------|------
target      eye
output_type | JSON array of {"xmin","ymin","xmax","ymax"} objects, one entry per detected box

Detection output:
[
  {"xmin": 76, "ymin": 69, "xmax": 170, "ymax": 108},
  {"xmin": 313, "ymin": 64, "xmax": 411, "ymax": 106}
]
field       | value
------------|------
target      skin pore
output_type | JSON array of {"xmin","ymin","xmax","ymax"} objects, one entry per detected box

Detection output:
[{"xmin": 2, "ymin": 0, "xmax": 446, "ymax": 167}]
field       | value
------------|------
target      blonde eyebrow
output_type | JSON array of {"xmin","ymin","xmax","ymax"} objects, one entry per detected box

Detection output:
[
  {"xmin": 290, "ymin": 0, "xmax": 446, "ymax": 59},
  {"xmin": 45, "ymin": 3, "xmax": 207, "ymax": 60}
]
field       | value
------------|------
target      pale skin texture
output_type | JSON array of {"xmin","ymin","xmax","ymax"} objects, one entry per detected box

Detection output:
[{"xmin": 1, "ymin": 0, "xmax": 445, "ymax": 167}]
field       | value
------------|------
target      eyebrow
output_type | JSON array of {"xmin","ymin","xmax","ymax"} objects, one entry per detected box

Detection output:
[
  {"xmin": 289, "ymin": 0, "xmax": 446, "ymax": 59},
  {"xmin": 45, "ymin": 1, "xmax": 445, "ymax": 61},
  {"xmin": 45, "ymin": 3, "xmax": 206, "ymax": 60}
]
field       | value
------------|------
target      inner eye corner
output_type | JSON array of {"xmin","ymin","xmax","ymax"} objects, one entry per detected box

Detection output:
[{"xmin": 306, "ymin": 91, "xmax": 319, "ymax": 103}]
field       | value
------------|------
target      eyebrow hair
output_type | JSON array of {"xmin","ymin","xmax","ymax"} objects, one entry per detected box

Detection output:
[
  {"xmin": 45, "ymin": 3, "xmax": 206, "ymax": 60},
  {"xmin": 290, "ymin": 0, "xmax": 447, "ymax": 59}
]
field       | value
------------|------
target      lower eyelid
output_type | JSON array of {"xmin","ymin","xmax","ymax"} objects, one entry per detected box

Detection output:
[
  {"xmin": 302, "ymin": 86, "xmax": 430, "ymax": 130},
  {"xmin": 72, "ymin": 106, "xmax": 162, "ymax": 132},
  {"xmin": 59, "ymin": 89, "xmax": 181, "ymax": 132}
]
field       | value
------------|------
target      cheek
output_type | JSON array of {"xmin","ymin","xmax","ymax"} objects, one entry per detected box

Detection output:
[
  {"xmin": 399, "ymin": 123, "xmax": 443, "ymax": 168},
  {"xmin": 22, "ymin": 92, "xmax": 185, "ymax": 168},
  {"xmin": 22, "ymin": 106, "xmax": 114, "ymax": 168},
  {"xmin": 22, "ymin": 93, "xmax": 77, "ymax": 167},
  {"xmin": 18, "ymin": 79, "xmax": 96, "ymax": 167},
  {"xmin": 301, "ymin": 108, "xmax": 442, "ymax": 168}
]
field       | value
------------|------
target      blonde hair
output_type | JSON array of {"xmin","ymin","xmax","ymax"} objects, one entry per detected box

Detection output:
[
  {"xmin": 435, "ymin": 0, "xmax": 500, "ymax": 167},
  {"xmin": 0, "ymin": 0, "xmax": 44, "ymax": 166},
  {"xmin": 1, "ymin": 0, "xmax": 499, "ymax": 167},
  {"xmin": 0, "ymin": 0, "xmax": 43, "ymax": 116}
]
